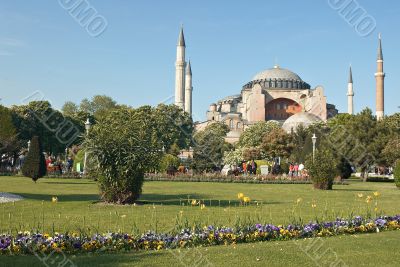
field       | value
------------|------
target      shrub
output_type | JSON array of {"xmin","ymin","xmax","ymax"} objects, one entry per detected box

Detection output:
[
  {"xmin": 159, "ymin": 154, "xmax": 180, "ymax": 173},
  {"xmin": 305, "ymin": 148, "xmax": 338, "ymax": 190},
  {"xmin": 85, "ymin": 107, "xmax": 163, "ymax": 204},
  {"xmin": 394, "ymin": 160, "xmax": 400, "ymax": 188},
  {"xmin": 21, "ymin": 136, "xmax": 46, "ymax": 182},
  {"xmin": 337, "ymin": 157, "xmax": 353, "ymax": 179}
]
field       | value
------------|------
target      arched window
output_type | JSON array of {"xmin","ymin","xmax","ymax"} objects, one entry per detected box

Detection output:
[{"xmin": 229, "ymin": 119, "xmax": 234, "ymax": 129}]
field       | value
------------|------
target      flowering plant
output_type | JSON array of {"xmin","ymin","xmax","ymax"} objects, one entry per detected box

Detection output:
[{"xmin": 0, "ymin": 215, "xmax": 399, "ymax": 255}]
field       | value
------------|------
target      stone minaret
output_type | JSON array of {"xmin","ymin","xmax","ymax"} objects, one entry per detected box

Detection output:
[
  {"xmin": 185, "ymin": 60, "xmax": 193, "ymax": 116},
  {"xmin": 347, "ymin": 65, "xmax": 354, "ymax": 115},
  {"xmin": 175, "ymin": 27, "xmax": 186, "ymax": 110},
  {"xmin": 375, "ymin": 33, "xmax": 385, "ymax": 120}
]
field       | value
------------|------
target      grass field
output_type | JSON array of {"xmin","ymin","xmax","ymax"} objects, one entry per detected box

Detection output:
[{"xmin": 0, "ymin": 176, "xmax": 399, "ymax": 266}]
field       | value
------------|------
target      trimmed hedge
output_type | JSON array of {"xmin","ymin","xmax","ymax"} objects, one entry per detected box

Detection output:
[{"xmin": 21, "ymin": 136, "xmax": 46, "ymax": 182}]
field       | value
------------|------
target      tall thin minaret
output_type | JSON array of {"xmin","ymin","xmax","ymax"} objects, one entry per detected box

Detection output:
[
  {"xmin": 347, "ymin": 65, "xmax": 354, "ymax": 115},
  {"xmin": 175, "ymin": 27, "xmax": 186, "ymax": 110},
  {"xmin": 185, "ymin": 60, "xmax": 193, "ymax": 116},
  {"xmin": 375, "ymin": 33, "xmax": 385, "ymax": 120}
]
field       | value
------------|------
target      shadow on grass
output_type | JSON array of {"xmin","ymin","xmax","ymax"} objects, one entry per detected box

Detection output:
[
  {"xmin": 333, "ymin": 188, "xmax": 374, "ymax": 192},
  {"xmin": 8, "ymin": 192, "xmax": 100, "ymax": 202},
  {"xmin": 139, "ymin": 193, "xmax": 285, "ymax": 207},
  {"xmin": 42, "ymin": 181, "xmax": 95, "ymax": 185}
]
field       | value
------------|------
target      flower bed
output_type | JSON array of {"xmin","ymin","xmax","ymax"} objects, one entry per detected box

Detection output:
[
  {"xmin": 144, "ymin": 173, "xmax": 348, "ymax": 185},
  {"xmin": 1, "ymin": 215, "xmax": 399, "ymax": 255}
]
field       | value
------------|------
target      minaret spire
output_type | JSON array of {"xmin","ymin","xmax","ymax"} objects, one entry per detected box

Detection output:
[
  {"xmin": 347, "ymin": 65, "xmax": 354, "ymax": 115},
  {"xmin": 377, "ymin": 33, "xmax": 383, "ymax": 61},
  {"xmin": 175, "ymin": 26, "xmax": 186, "ymax": 110},
  {"xmin": 185, "ymin": 60, "xmax": 193, "ymax": 116},
  {"xmin": 375, "ymin": 33, "xmax": 385, "ymax": 120},
  {"xmin": 178, "ymin": 26, "xmax": 186, "ymax": 47},
  {"xmin": 348, "ymin": 65, "xmax": 353, "ymax": 83}
]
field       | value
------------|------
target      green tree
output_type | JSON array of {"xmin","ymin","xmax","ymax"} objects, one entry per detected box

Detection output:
[
  {"xmin": 154, "ymin": 104, "xmax": 193, "ymax": 152},
  {"xmin": 261, "ymin": 128, "xmax": 293, "ymax": 159},
  {"xmin": 223, "ymin": 147, "xmax": 244, "ymax": 166},
  {"xmin": 192, "ymin": 122, "xmax": 230, "ymax": 172},
  {"xmin": 381, "ymin": 138, "xmax": 400, "ymax": 166},
  {"xmin": 305, "ymin": 148, "xmax": 338, "ymax": 190},
  {"xmin": 61, "ymin": 101, "xmax": 79, "ymax": 117},
  {"xmin": 0, "ymin": 105, "xmax": 19, "ymax": 156},
  {"xmin": 337, "ymin": 157, "xmax": 353, "ymax": 180},
  {"xmin": 85, "ymin": 106, "xmax": 162, "ymax": 204},
  {"xmin": 159, "ymin": 154, "xmax": 180, "ymax": 172},
  {"xmin": 237, "ymin": 121, "xmax": 279, "ymax": 148},
  {"xmin": 80, "ymin": 95, "xmax": 118, "ymax": 119},
  {"xmin": 242, "ymin": 147, "xmax": 261, "ymax": 161},
  {"xmin": 11, "ymin": 101, "xmax": 81, "ymax": 154},
  {"xmin": 21, "ymin": 136, "xmax": 46, "ymax": 182}
]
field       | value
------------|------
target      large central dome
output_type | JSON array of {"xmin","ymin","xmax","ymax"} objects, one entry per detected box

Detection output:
[{"xmin": 252, "ymin": 65, "xmax": 303, "ymax": 81}]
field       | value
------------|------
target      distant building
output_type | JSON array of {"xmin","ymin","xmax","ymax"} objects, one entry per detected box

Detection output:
[
  {"xmin": 173, "ymin": 28, "xmax": 385, "ymax": 142},
  {"xmin": 197, "ymin": 65, "xmax": 337, "ymax": 142}
]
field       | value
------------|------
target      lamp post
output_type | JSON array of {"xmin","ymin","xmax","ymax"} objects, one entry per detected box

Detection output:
[
  {"xmin": 83, "ymin": 118, "xmax": 91, "ymax": 175},
  {"xmin": 65, "ymin": 147, "xmax": 68, "ymax": 162},
  {"xmin": 27, "ymin": 140, "xmax": 31, "ymax": 151},
  {"xmin": 312, "ymin": 133, "xmax": 317, "ymax": 162}
]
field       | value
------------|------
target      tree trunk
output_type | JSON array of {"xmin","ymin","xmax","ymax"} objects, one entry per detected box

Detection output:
[{"xmin": 361, "ymin": 167, "xmax": 369, "ymax": 182}]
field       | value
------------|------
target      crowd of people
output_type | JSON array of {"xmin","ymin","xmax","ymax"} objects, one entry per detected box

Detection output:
[{"xmin": 0, "ymin": 152, "xmax": 74, "ymax": 175}]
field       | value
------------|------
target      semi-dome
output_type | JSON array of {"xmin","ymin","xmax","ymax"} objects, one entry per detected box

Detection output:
[
  {"xmin": 253, "ymin": 65, "xmax": 302, "ymax": 81},
  {"xmin": 282, "ymin": 112, "xmax": 322, "ymax": 132}
]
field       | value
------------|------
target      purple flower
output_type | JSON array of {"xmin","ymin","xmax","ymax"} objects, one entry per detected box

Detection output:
[{"xmin": 0, "ymin": 235, "xmax": 11, "ymax": 250}]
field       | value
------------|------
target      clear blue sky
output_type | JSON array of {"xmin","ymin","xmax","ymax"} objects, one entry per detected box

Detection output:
[{"xmin": 0, "ymin": 0, "xmax": 399, "ymax": 121}]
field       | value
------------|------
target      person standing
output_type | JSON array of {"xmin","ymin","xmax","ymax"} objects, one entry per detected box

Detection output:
[{"xmin": 294, "ymin": 163, "xmax": 299, "ymax": 177}]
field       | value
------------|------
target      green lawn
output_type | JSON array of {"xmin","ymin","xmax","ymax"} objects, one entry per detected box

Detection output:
[{"xmin": 0, "ymin": 176, "xmax": 399, "ymax": 266}]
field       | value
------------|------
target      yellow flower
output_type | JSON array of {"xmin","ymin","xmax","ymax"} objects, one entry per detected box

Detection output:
[
  {"xmin": 374, "ymin": 207, "xmax": 378, "ymax": 212},
  {"xmin": 243, "ymin": 197, "xmax": 251, "ymax": 203},
  {"xmin": 51, "ymin": 196, "xmax": 58, "ymax": 203},
  {"xmin": 366, "ymin": 196, "xmax": 373, "ymax": 204},
  {"xmin": 311, "ymin": 201, "xmax": 317, "ymax": 208},
  {"xmin": 237, "ymin": 193, "xmax": 244, "ymax": 200},
  {"xmin": 357, "ymin": 193, "xmax": 364, "ymax": 198},
  {"xmin": 200, "ymin": 204, "xmax": 206, "ymax": 210},
  {"xmin": 296, "ymin": 198, "xmax": 302, "ymax": 204},
  {"xmin": 373, "ymin": 191, "xmax": 380, "ymax": 197}
]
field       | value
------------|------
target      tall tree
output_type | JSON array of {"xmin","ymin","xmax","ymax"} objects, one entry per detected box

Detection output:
[
  {"xmin": 261, "ymin": 128, "xmax": 293, "ymax": 159},
  {"xmin": 0, "ymin": 105, "xmax": 19, "ymax": 155},
  {"xmin": 153, "ymin": 104, "xmax": 193, "ymax": 152},
  {"xmin": 79, "ymin": 95, "xmax": 118, "ymax": 119},
  {"xmin": 237, "ymin": 121, "xmax": 279, "ymax": 148},
  {"xmin": 61, "ymin": 101, "xmax": 79, "ymax": 117},
  {"xmin": 11, "ymin": 101, "xmax": 81, "ymax": 154},
  {"xmin": 192, "ymin": 122, "xmax": 230, "ymax": 172}
]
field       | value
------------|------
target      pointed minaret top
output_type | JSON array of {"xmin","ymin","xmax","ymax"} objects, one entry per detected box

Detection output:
[
  {"xmin": 186, "ymin": 60, "xmax": 192, "ymax": 75},
  {"xmin": 348, "ymin": 65, "xmax": 353, "ymax": 83},
  {"xmin": 377, "ymin": 33, "xmax": 383, "ymax": 60},
  {"xmin": 177, "ymin": 26, "xmax": 186, "ymax": 47}
]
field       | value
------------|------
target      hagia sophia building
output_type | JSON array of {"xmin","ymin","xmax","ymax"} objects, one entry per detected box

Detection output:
[{"xmin": 174, "ymin": 27, "xmax": 385, "ymax": 143}]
